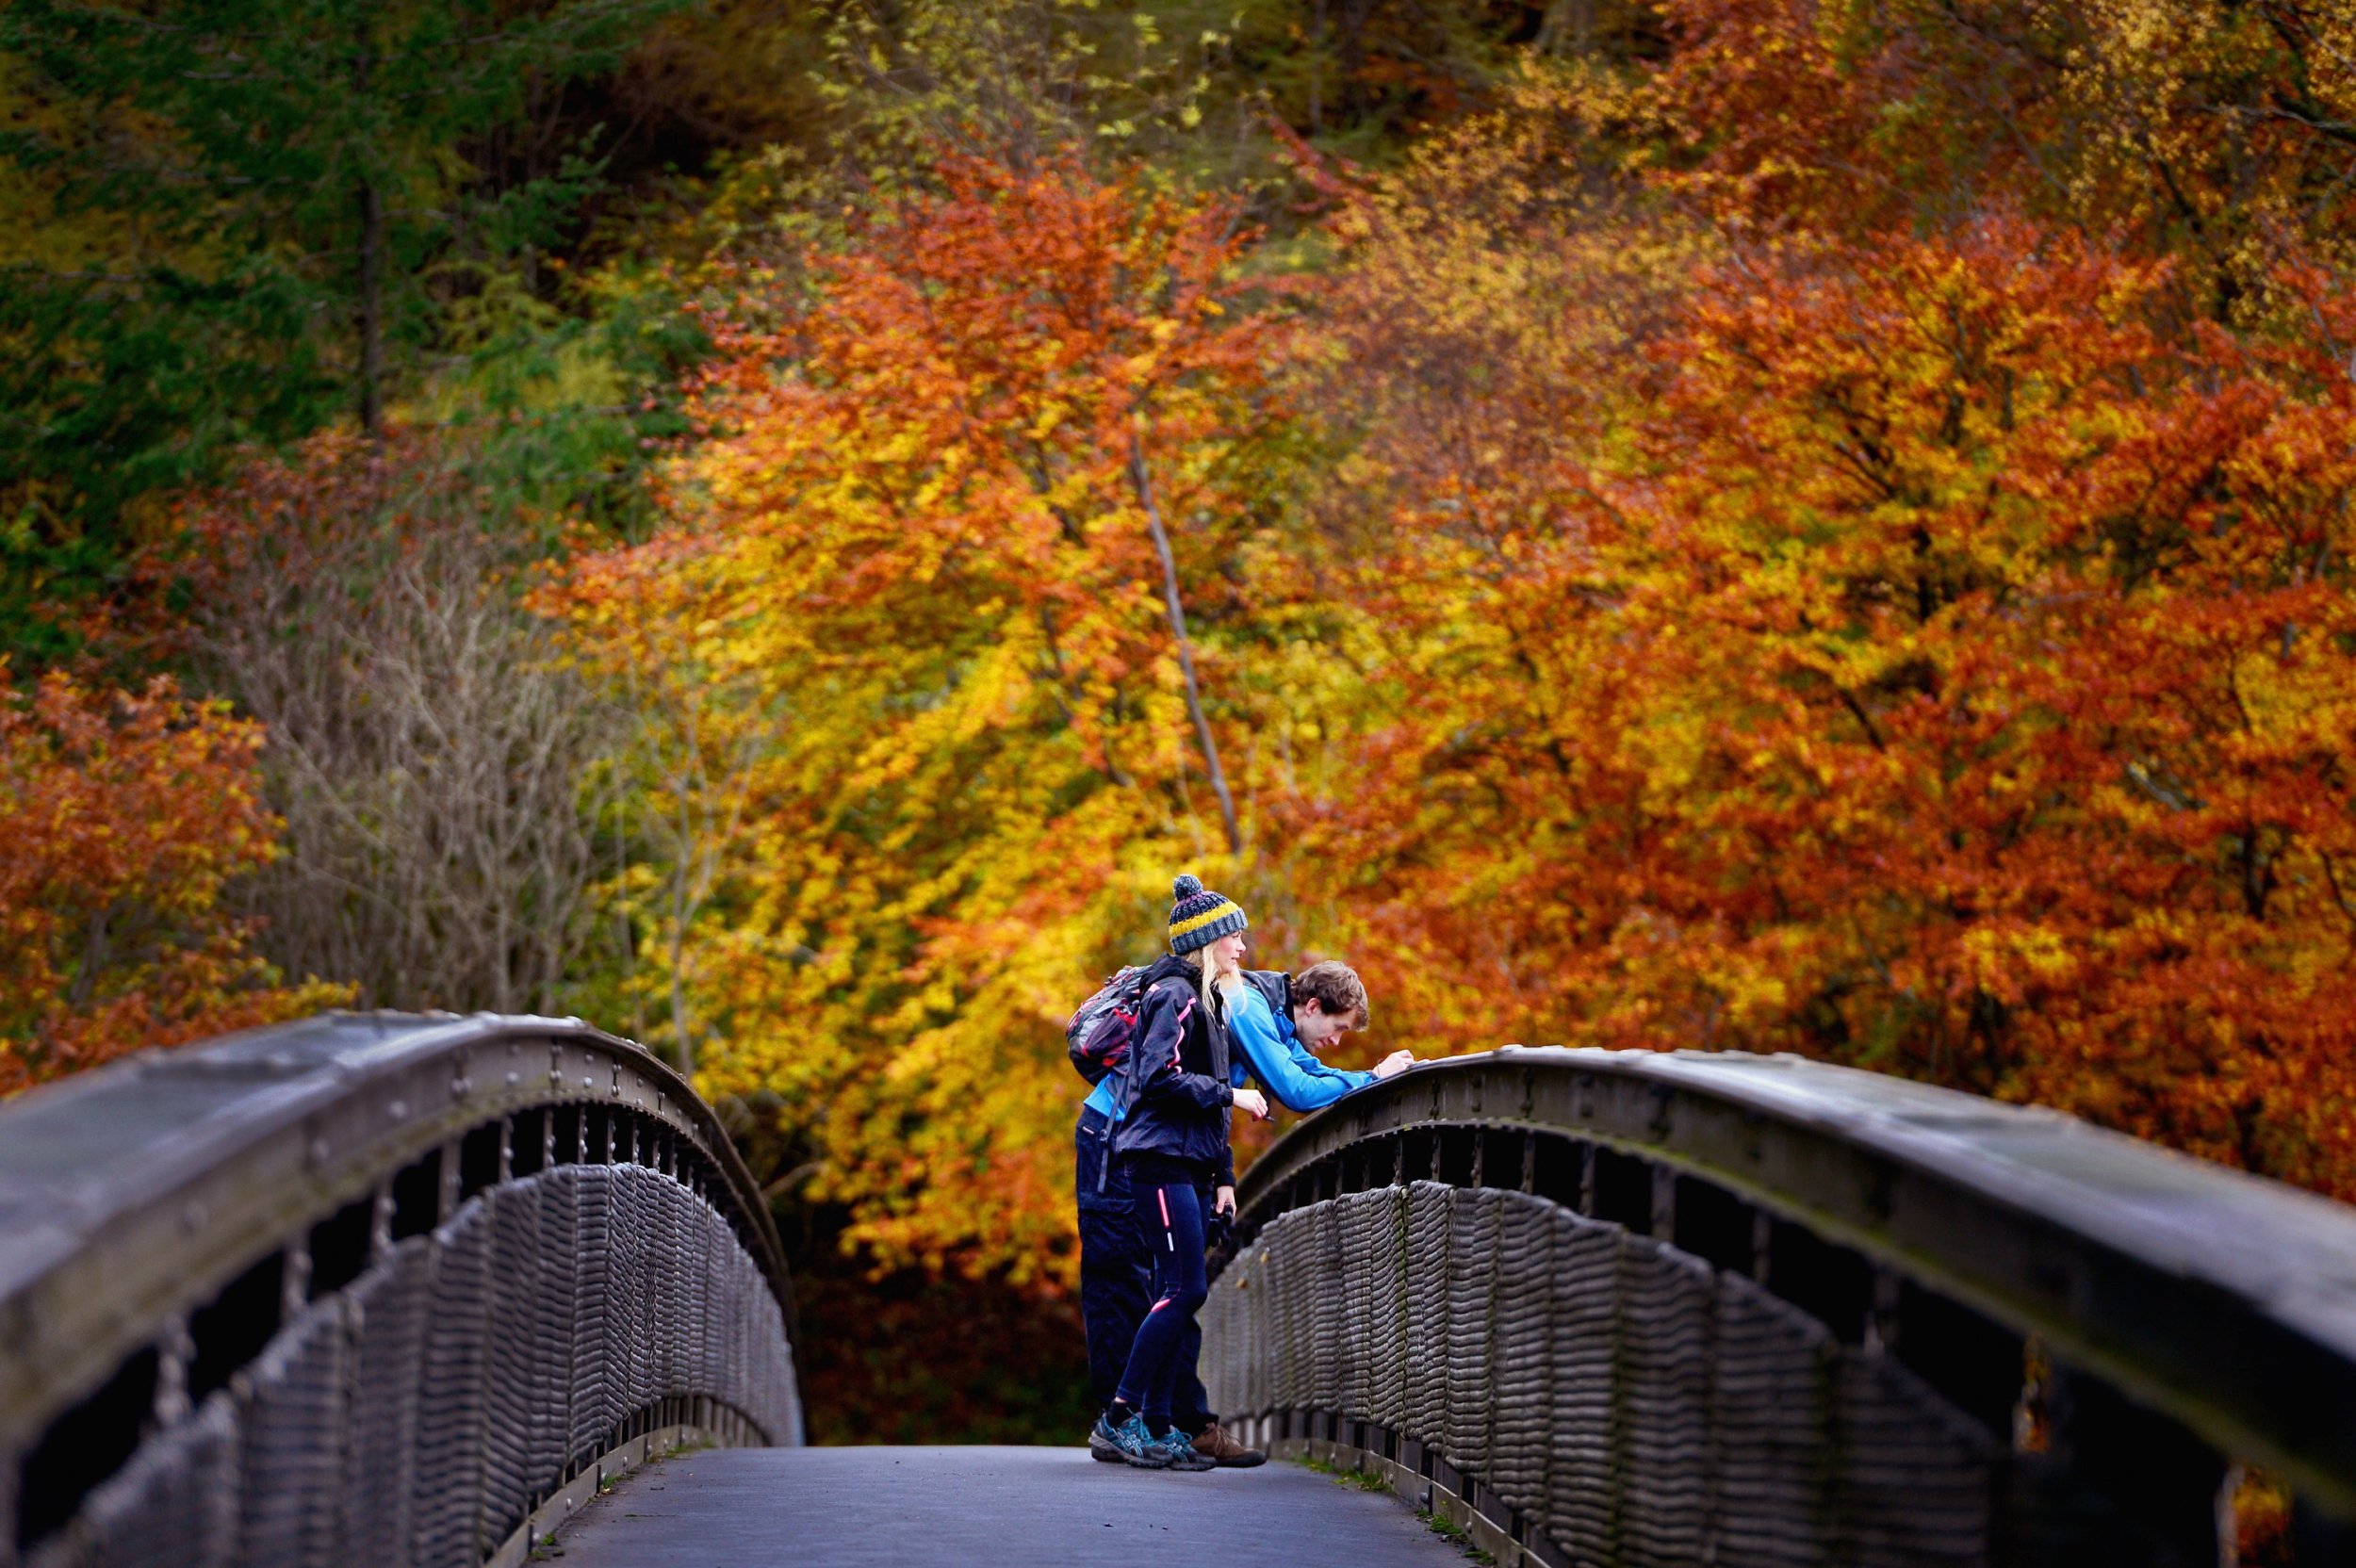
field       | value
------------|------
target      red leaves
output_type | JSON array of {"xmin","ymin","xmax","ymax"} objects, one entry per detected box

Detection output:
[
  {"xmin": 547, "ymin": 154, "xmax": 1298, "ymax": 1278},
  {"xmin": 1297, "ymin": 183, "xmax": 2356, "ymax": 1194},
  {"xmin": 0, "ymin": 671, "xmax": 345, "ymax": 1093}
]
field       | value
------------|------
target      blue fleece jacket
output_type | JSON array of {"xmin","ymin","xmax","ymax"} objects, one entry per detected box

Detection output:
[
  {"xmin": 1220, "ymin": 979, "xmax": 1376, "ymax": 1110},
  {"xmin": 1081, "ymin": 969, "xmax": 1376, "ymax": 1121}
]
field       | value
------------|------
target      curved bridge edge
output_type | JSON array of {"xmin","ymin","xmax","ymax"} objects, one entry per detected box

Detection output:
[{"xmin": 1225, "ymin": 1046, "xmax": 2356, "ymax": 1522}]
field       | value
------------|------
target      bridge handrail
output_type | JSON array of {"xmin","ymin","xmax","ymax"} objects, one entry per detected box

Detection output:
[
  {"xmin": 0, "ymin": 1010, "xmax": 794, "ymax": 1470},
  {"xmin": 1229, "ymin": 1045, "xmax": 2356, "ymax": 1522}
]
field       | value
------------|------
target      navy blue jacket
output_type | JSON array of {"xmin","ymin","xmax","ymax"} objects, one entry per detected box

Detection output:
[{"xmin": 1109, "ymin": 955, "xmax": 1235, "ymax": 1185}]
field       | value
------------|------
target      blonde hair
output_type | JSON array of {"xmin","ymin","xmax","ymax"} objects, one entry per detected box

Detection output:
[{"xmin": 1182, "ymin": 945, "xmax": 1243, "ymax": 1021}]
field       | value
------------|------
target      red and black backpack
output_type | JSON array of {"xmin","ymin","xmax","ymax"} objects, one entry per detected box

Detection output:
[{"xmin": 1067, "ymin": 966, "xmax": 1150, "ymax": 1085}]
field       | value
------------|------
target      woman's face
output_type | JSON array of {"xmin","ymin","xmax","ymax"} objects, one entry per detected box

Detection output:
[{"xmin": 1205, "ymin": 931, "xmax": 1248, "ymax": 971}]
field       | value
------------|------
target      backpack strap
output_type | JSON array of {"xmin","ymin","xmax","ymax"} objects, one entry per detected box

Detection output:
[{"xmin": 1243, "ymin": 969, "xmax": 1288, "ymax": 1020}]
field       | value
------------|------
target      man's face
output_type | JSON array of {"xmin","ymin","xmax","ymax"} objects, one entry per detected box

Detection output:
[{"xmin": 1294, "ymin": 997, "xmax": 1356, "ymax": 1053}]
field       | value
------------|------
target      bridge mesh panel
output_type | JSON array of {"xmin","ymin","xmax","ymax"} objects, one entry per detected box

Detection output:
[
  {"xmin": 236, "ymin": 1294, "xmax": 351, "ymax": 1567},
  {"xmin": 1619, "ymin": 1236, "xmax": 1717, "ymax": 1567},
  {"xmin": 1336, "ymin": 1195, "xmax": 1378, "ymax": 1418},
  {"xmin": 1266, "ymin": 1211, "xmax": 1307, "ymax": 1415},
  {"xmin": 1206, "ymin": 1162, "xmax": 2027, "ymax": 1567},
  {"xmin": 413, "ymin": 1198, "xmax": 493, "ymax": 1568},
  {"xmin": 614, "ymin": 1170, "xmax": 654, "ymax": 1419},
  {"xmin": 36, "ymin": 1145, "xmax": 799, "ymax": 1568},
  {"xmin": 1363, "ymin": 1187, "xmax": 1409, "ymax": 1432},
  {"xmin": 696, "ymin": 1186, "xmax": 730, "ymax": 1428},
  {"xmin": 771, "ymin": 1272, "xmax": 800, "ymax": 1439},
  {"xmin": 533, "ymin": 1168, "xmax": 582, "ymax": 1489},
  {"xmin": 650, "ymin": 1178, "xmax": 688, "ymax": 1400},
  {"xmin": 1207, "ymin": 1240, "xmax": 1267, "ymax": 1421},
  {"xmin": 340, "ymin": 1236, "xmax": 432, "ymax": 1565},
  {"xmin": 71, "ymin": 1389, "xmax": 240, "ymax": 1568},
  {"xmin": 1309, "ymin": 1202, "xmax": 1345, "ymax": 1416},
  {"xmin": 674, "ymin": 1175, "xmax": 711, "ymax": 1401},
  {"xmin": 1444, "ymin": 1186, "xmax": 1501, "ymax": 1480},
  {"xmin": 1223, "ymin": 1245, "xmax": 1261, "ymax": 1420},
  {"xmin": 1710, "ymin": 1272, "xmax": 1836, "ymax": 1566},
  {"xmin": 1488, "ymin": 1192, "xmax": 1556, "ymax": 1521},
  {"xmin": 1252, "ymin": 1240, "xmax": 1276, "ymax": 1420},
  {"xmin": 1202, "ymin": 1255, "xmax": 1233, "ymax": 1417},
  {"xmin": 1546, "ymin": 1205, "xmax": 1622, "ymax": 1565},
  {"xmin": 570, "ymin": 1165, "xmax": 620, "ymax": 1464},
  {"xmin": 483, "ymin": 1184, "xmax": 549, "ymax": 1546},
  {"xmin": 719, "ymin": 1245, "xmax": 746, "ymax": 1433},
  {"xmin": 1833, "ymin": 1346, "xmax": 1995, "ymax": 1567},
  {"xmin": 1404, "ymin": 1182, "xmax": 1449, "ymax": 1448}
]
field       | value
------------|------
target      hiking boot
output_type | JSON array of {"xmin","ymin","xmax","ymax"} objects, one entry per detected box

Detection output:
[
  {"xmin": 1093, "ymin": 1410, "xmax": 1168, "ymax": 1468},
  {"xmin": 1192, "ymin": 1423, "xmax": 1267, "ymax": 1468},
  {"xmin": 1151, "ymin": 1425, "xmax": 1216, "ymax": 1471}
]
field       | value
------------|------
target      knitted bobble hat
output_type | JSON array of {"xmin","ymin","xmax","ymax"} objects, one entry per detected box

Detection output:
[{"xmin": 1167, "ymin": 873, "xmax": 1249, "ymax": 954}]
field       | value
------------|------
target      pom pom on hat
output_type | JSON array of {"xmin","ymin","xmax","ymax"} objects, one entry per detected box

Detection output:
[{"xmin": 1168, "ymin": 872, "xmax": 1248, "ymax": 954}]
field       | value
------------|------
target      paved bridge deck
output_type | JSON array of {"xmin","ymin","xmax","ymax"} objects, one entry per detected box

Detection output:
[{"xmin": 550, "ymin": 1446, "xmax": 1465, "ymax": 1567}]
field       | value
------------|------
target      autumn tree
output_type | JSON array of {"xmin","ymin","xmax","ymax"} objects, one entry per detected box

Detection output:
[
  {"xmin": 553, "ymin": 152, "xmax": 1302, "ymax": 1280},
  {"xmin": 155, "ymin": 428, "xmax": 634, "ymax": 1018},
  {"xmin": 1651, "ymin": 0, "xmax": 2356, "ymax": 322},
  {"xmin": 1612, "ymin": 220, "xmax": 2356, "ymax": 1189},
  {"xmin": 1257, "ymin": 65, "xmax": 1708, "ymax": 1050},
  {"xmin": 0, "ymin": 670, "xmax": 349, "ymax": 1092},
  {"xmin": 1285, "ymin": 122, "xmax": 2356, "ymax": 1195}
]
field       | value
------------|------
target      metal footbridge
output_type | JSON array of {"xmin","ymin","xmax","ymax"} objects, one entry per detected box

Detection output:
[{"xmin": 4, "ymin": 1013, "xmax": 2354, "ymax": 1566}]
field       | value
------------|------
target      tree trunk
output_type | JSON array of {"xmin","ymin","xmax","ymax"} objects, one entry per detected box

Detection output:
[
  {"xmin": 357, "ymin": 177, "xmax": 383, "ymax": 439},
  {"xmin": 353, "ymin": 38, "xmax": 383, "ymax": 439},
  {"xmin": 1129, "ymin": 430, "xmax": 1242, "ymax": 857},
  {"xmin": 1309, "ymin": 0, "xmax": 1326, "ymax": 136}
]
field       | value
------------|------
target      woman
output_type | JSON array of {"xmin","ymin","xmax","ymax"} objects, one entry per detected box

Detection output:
[{"xmin": 1090, "ymin": 874, "xmax": 1270, "ymax": 1470}]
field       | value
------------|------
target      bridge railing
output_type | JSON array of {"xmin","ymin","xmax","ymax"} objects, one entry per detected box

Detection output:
[
  {"xmin": 0, "ymin": 1012, "xmax": 802, "ymax": 1568},
  {"xmin": 1202, "ymin": 1047, "xmax": 2356, "ymax": 1568}
]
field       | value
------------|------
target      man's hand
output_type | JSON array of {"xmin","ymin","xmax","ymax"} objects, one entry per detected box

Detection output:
[
  {"xmin": 1215, "ymin": 1184, "xmax": 1237, "ymax": 1217},
  {"xmin": 1371, "ymin": 1050, "xmax": 1415, "ymax": 1081},
  {"xmin": 1233, "ymin": 1086, "xmax": 1270, "ymax": 1120}
]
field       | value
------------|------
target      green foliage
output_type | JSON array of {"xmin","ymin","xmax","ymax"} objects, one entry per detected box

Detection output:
[
  {"xmin": 0, "ymin": 0, "xmax": 690, "ymax": 655},
  {"xmin": 1301, "ymin": 1456, "xmax": 1394, "ymax": 1492}
]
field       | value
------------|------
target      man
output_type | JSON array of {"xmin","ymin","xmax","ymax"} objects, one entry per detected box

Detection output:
[
  {"xmin": 1227, "ymin": 960, "xmax": 1414, "ymax": 1115},
  {"xmin": 1075, "ymin": 956, "xmax": 1412, "ymax": 1466}
]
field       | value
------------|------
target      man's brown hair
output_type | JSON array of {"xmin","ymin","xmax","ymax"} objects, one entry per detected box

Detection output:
[{"xmin": 1292, "ymin": 961, "xmax": 1369, "ymax": 1029}]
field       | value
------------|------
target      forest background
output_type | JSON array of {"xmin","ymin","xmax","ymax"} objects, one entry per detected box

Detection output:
[{"xmin": 5, "ymin": 0, "xmax": 2355, "ymax": 1456}]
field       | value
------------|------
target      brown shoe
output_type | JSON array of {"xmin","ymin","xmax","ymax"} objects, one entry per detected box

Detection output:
[{"xmin": 1193, "ymin": 1423, "xmax": 1268, "ymax": 1468}]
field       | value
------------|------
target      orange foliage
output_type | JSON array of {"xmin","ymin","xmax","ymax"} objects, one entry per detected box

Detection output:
[
  {"xmin": 0, "ymin": 671, "xmax": 350, "ymax": 1093},
  {"xmin": 1652, "ymin": 0, "xmax": 2356, "ymax": 318},
  {"xmin": 1287, "ymin": 112, "xmax": 2356, "ymax": 1192},
  {"xmin": 1628, "ymin": 220, "xmax": 2356, "ymax": 1183},
  {"xmin": 565, "ymin": 14, "xmax": 2356, "ymax": 1281},
  {"xmin": 560, "ymin": 88, "xmax": 2356, "ymax": 1283},
  {"xmin": 553, "ymin": 152, "xmax": 1297, "ymax": 1280}
]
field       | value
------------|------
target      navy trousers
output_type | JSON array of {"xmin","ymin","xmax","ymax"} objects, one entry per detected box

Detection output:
[
  {"xmin": 1113, "ymin": 1161, "xmax": 1212, "ymax": 1423},
  {"xmin": 1075, "ymin": 1108, "xmax": 1210, "ymax": 1429}
]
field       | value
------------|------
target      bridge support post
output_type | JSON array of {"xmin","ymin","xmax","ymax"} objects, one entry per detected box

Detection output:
[
  {"xmin": 369, "ymin": 1177, "xmax": 394, "ymax": 1261},
  {"xmin": 279, "ymin": 1234, "xmax": 312, "ymax": 1322},
  {"xmin": 153, "ymin": 1311, "xmax": 192, "ymax": 1428},
  {"xmin": 437, "ymin": 1137, "xmax": 462, "ymax": 1224}
]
